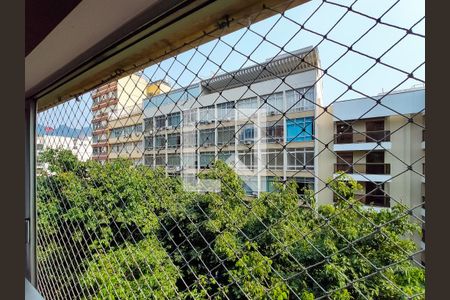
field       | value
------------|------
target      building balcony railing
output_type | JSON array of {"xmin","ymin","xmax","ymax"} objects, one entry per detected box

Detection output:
[
  {"xmin": 92, "ymin": 112, "xmax": 109, "ymax": 122},
  {"xmin": 334, "ymin": 163, "xmax": 391, "ymax": 175},
  {"xmin": 92, "ymin": 97, "xmax": 119, "ymax": 111},
  {"xmin": 92, "ymin": 153, "xmax": 108, "ymax": 159},
  {"xmin": 334, "ymin": 130, "xmax": 391, "ymax": 144},
  {"xmin": 92, "ymin": 141, "xmax": 108, "ymax": 147},
  {"xmin": 354, "ymin": 193, "xmax": 390, "ymax": 207},
  {"xmin": 92, "ymin": 127, "xmax": 108, "ymax": 135}
]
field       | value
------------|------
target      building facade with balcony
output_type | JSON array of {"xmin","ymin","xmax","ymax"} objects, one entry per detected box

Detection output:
[
  {"xmin": 142, "ymin": 47, "xmax": 329, "ymax": 197},
  {"xmin": 91, "ymin": 73, "xmax": 150, "ymax": 163},
  {"xmin": 324, "ymin": 86, "xmax": 425, "ymax": 262},
  {"xmin": 327, "ymin": 86, "xmax": 425, "ymax": 209}
]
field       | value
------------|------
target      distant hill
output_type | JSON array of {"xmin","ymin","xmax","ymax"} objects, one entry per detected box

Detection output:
[{"xmin": 37, "ymin": 124, "xmax": 92, "ymax": 138}]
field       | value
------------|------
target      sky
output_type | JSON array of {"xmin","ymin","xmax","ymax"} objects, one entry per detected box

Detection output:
[{"xmin": 39, "ymin": 0, "xmax": 425, "ymax": 129}]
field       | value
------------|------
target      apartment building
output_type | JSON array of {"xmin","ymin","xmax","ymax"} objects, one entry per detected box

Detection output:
[
  {"xmin": 142, "ymin": 47, "xmax": 330, "ymax": 197},
  {"xmin": 91, "ymin": 73, "xmax": 150, "ymax": 163},
  {"xmin": 322, "ymin": 86, "xmax": 425, "ymax": 262},
  {"xmin": 107, "ymin": 80, "xmax": 171, "ymax": 164}
]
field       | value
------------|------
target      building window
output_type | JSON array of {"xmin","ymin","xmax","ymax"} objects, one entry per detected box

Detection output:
[
  {"xmin": 286, "ymin": 117, "xmax": 314, "ymax": 142},
  {"xmin": 155, "ymin": 154, "xmax": 165, "ymax": 167},
  {"xmin": 144, "ymin": 137, "xmax": 153, "ymax": 150},
  {"xmin": 167, "ymin": 133, "xmax": 181, "ymax": 148},
  {"xmin": 155, "ymin": 115, "xmax": 166, "ymax": 129},
  {"xmin": 238, "ymin": 150, "xmax": 256, "ymax": 170},
  {"xmin": 167, "ymin": 154, "xmax": 181, "ymax": 168},
  {"xmin": 144, "ymin": 155, "xmax": 153, "ymax": 166},
  {"xmin": 217, "ymin": 126, "xmax": 235, "ymax": 146},
  {"xmin": 286, "ymin": 148, "xmax": 314, "ymax": 171},
  {"xmin": 262, "ymin": 92, "xmax": 283, "ymax": 115},
  {"xmin": 238, "ymin": 124, "xmax": 256, "ymax": 145},
  {"xmin": 144, "ymin": 118, "xmax": 153, "ymax": 133},
  {"xmin": 264, "ymin": 120, "xmax": 284, "ymax": 143},
  {"xmin": 183, "ymin": 109, "xmax": 197, "ymax": 126},
  {"xmin": 167, "ymin": 112, "xmax": 181, "ymax": 128},
  {"xmin": 110, "ymin": 124, "xmax": 142, "ymax": 138},
  {"xmin": 285, "ymin": 87, "xmax": 315, "ymax": 113},
  {"xmin": 155, "ymin": 135, "xmax": 166, "ymax": 149},
  {"xmin": 263, "ymin": 150, "xmax": 284, "ymax": 170},
  {"xmin": 237, "ymin": 97, "xmax": 258, "ymax": 119},
  {"xmin": 199, "ymin": 152, "xmax": 215, "ymax": 168},
  {"xmin": 217, "ymin": 102, "xmax": 235, "ymax": 121},
  {"xmin": 218, "ymin": 151, "xmax": 234, "ymax": 162},
  {"xmin": 199, "ymin": 129, "xmax": 215, "ymax": 146},
  {"xmin": 199, "ymin": 105, "xmax": 215, "ymax": 123}
]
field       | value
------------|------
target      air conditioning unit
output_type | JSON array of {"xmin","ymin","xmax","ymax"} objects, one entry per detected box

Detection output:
[
  {"xmin": 251, "ymin": 191, "xmax": 258, "ymax": 197},
  {"xmin": 166, "ymin": 125, "xmax": 173, "ymax": 130},
  {"xmin": 270, "ymin": 111, "xmax": 276, "ymax": 116},
  {"xmin": 203, "ymin": 143, "xmax": 210, "ymax": 148},
  {"xmin": 244, "ymin": 140, "xmax": 254, "ymax": 145}
]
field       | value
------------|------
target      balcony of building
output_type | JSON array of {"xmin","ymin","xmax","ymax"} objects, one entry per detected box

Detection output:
[
  {"xmin": 334, "ymin": 163, "xmax": 391, "ymax": 182},
  {"xmin": 333, "ymin": 130, "xmax": 391, "ymax": 151},
  {"xmin": 92, "ymin": 112, "xmax": 109, "ymax": 123}
]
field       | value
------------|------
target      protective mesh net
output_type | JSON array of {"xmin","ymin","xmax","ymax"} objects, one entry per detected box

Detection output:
[{"xmin": 36, "ymin": 0, "xmax": 425, "ymax": 299}]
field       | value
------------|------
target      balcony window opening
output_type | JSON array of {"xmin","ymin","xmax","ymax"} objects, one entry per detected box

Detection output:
[
  {"xmin": 363, "ymin": 182, "xmax": 390, "ymax": 207},
  {"xmin": 365, "ymin": 119, "xmax": 386, "ymax": 143}
]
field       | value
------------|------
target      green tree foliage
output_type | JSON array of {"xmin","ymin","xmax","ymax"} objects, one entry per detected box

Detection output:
[{"xmin": 37, "ymin": 150, "xmax": 424, "ymax": 299}]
